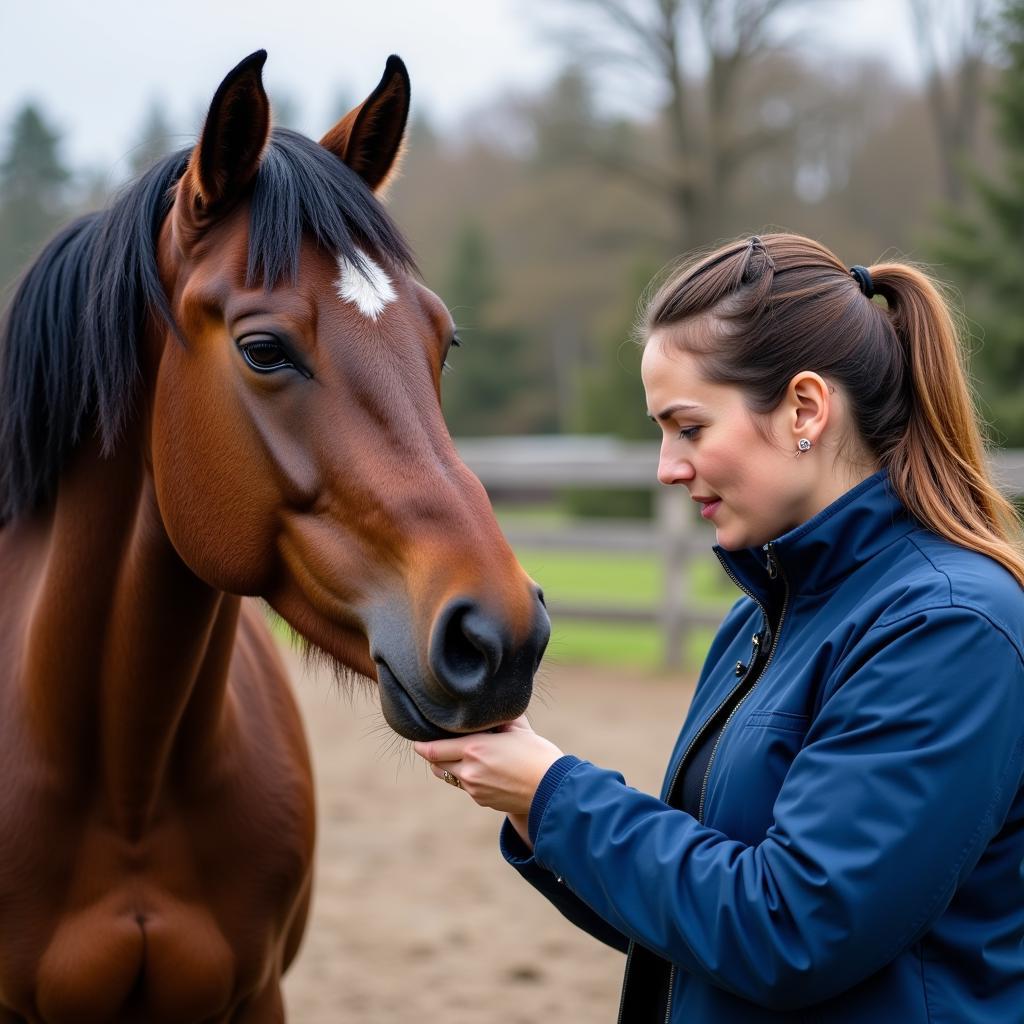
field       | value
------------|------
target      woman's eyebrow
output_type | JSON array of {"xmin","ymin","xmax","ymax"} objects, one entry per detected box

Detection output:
[{"xmin": 648, "ymin": 402, "xmax": 705, "ymax": 422}]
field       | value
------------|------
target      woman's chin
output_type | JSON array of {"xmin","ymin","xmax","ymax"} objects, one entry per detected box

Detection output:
[{"xmin": 713, "ymin": 526, "xmax": 747, "ymax": 552}]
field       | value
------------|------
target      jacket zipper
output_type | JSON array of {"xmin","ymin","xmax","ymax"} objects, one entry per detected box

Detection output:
[
  {"xmin": 697, "ymin": 548, "xmax": 789, "ymax": 823},
  {"xmin": 651, "ymin": 541, "xmax": 789, "ymax": 1024},
  {"xmin": 616, "ymin": 603, "xmax": 766, "ymax": 1024},
  {"xmin": 616, "ymin": 943, "xmax": 636, "ymax": 1024}
]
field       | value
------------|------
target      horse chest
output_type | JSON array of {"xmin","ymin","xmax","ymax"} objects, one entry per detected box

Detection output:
[
  {"xmin": 0, "ymin": 743, "xmax": 315, "ymax": 1023},
  {"xmin": 34, "ymin": 894, "xmax": 237, "ymax": 1024}
]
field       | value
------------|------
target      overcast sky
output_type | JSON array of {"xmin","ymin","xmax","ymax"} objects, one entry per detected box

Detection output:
[{"xmin": 1, "ymin": 0, "xmax": 923, "ymax": 173}]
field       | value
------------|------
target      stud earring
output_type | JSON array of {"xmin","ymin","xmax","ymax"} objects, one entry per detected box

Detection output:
[{"xmin": 797, "ymin": 438, "xmax": 813, "ymax": 455}]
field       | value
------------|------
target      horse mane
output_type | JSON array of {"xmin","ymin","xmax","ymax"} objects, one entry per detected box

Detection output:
[{"xmin": 0, "ymin": 128, "xmax": 415, "ymax": 525}]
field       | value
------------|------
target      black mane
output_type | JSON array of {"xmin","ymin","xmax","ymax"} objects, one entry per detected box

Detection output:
[{"xmin": 0, "ymin": 128, "xmax": 414, "ymax": 524}]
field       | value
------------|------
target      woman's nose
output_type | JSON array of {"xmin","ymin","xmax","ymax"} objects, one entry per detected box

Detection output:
[{"xmin": 657, "ymin": 453, "xmax": 694, "ymax": 487}]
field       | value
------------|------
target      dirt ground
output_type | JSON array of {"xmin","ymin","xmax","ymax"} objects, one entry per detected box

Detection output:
[{"xmin": 280, "ymin": 647, "xmax": 696, "ymax": 1023}]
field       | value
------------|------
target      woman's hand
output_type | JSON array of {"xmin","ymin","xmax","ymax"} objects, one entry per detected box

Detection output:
[{"xmin": 412, "ymin": 716, "xmax": 564, "ymax": 817}]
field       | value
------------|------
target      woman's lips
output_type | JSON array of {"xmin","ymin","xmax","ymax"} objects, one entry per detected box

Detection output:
[{"xmin": 700, "ymin": 499, "xmax": 722, "ymax": 520}]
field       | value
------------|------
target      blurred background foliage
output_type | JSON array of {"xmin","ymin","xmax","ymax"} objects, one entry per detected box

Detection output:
[
  {"xmin": 1, "ymin": 0, "xmax": 1021, "ymax": 454},
  {"xmin": 3, "ymin": 0, "xmax": 1022, "ymax": 668},
  {"xmin": 0, "ymin": 0, "xmax": 1019, "ymax": 450}
]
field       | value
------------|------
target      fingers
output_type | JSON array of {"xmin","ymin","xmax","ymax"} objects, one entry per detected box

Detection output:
[
  {"xmin": 429, "ymin": 763, "xmax": 464, "ymax": 789},
  {"xmin": 412, "ymin": 738, "xmax": 473, "ymax": 763},
  {"xmin": 415, "ymin": 720, "xmax": 531, "ymax": 760},
  {"xmin": 427, "ymin": 762, "xmax": 489, "ymax": 807},
  {"xmin": 413, "ymin": 739, "xmax": 474, "ymax": 798}
]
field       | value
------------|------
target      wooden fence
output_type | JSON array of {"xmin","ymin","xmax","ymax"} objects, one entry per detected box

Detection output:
[{"xmin": 457, "ymin": 438, "xmax": 1024, "ymax": 669}]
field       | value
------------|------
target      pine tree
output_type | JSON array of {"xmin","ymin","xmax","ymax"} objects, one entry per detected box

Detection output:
[
  {"xmin": 129, "ymin": 100, "xmax": 175, "ymax": 178},
  {"xmin": 532, "ymin": 65, "xmax": 597, "ymax": 168},
  {"xmin": 567, "ymin": 258, "xmax": 661, "ymax": 518},
  {"xmin": 270, "ymin": 91, "xmax": 301, "ymax": 131},
  {"xmin": 572, "ymin": 259, "xmax": 660, "ymax": 442},
  {"xmin": 933, "ymin": 0, "xmax": 1024, "ymax": 445},
  {"xmin": 0, "ymin": 103, "xmax": 71, "ymax": 293},
  {"xmin": 440, "ymin": 220, "xmax": 549, "ymax": 436}
]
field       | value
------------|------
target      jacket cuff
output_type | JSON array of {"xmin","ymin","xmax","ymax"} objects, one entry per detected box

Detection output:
[
  {"xmin": 529, "ymin": 754, "xmax": 585, "ymax": 845},
  {"xmin": 499, "ymin": 816, "xmax": 535, "ymax": 866}
]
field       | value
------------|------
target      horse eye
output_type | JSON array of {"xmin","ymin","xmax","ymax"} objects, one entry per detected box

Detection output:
[
  {"xmin": 239, "ymin": 336, "xmax": 293, "ymax": 373},
  {"xmin": 442, "ymin": 333, "xmax": 462, "ymax": 374}
]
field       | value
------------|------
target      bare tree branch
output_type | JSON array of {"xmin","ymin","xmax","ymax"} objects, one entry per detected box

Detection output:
[
  {"xmin": 546, "ymin": 0, "xmax": 842, "ymax": 244},
  {"xmin": 907, "ymin": 0, "xmax": 994, "ymax": 204},
  {"xmin": 555, "ymin": 0, "xmax": 676, "ymax": 64}
]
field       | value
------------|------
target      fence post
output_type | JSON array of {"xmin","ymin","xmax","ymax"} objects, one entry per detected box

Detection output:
[{"xmin": 656, "ymin": 484, "xmax": 691, "ymax": 670}]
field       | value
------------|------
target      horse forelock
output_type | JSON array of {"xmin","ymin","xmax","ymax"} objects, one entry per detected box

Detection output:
[{"xmin": 246, "ymin": 128, "xmax": 415, "ymax": 290}]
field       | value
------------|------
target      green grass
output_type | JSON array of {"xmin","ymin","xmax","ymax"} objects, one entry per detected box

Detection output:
[
  {"xmin": 492, "ymin": 503, "xmax": 736, "ymax": 668},
  {"xmin": 512, "ymin": 547, "xmax": 736, "ymax": 671},
  {"xmin": 515, "ymin": 549, "xmax": 659, "ymax": 608},
  {"xmin": 514, "ymin": 548, "xmax": 734, "ymax": 607},
  {"xmin": 541, "ymin": 620, "xmax": 720, "ymax": 672}
]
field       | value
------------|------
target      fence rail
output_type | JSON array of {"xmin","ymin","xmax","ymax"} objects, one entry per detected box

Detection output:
[{"xmin": 457, "ymin": 438, "xmax": 1024, "ymax": 669}]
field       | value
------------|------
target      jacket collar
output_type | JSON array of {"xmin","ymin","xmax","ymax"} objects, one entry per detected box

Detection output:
[{"xmin": 714, "ymin": 469, "xmax": 916, "ymax": 603}]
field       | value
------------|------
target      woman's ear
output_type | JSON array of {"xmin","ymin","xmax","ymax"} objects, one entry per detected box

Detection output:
[{"xmin": 787, "ymin": 372, "xmax": 831, "ymax": 443}]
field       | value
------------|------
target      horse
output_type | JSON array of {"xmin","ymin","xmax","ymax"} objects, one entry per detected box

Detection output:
[{"xmin": 0, "ymin": 51, "xmax": 549, "ymax": 1022}]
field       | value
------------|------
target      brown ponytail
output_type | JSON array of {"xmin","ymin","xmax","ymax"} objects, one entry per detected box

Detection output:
[
  {"xmin": 644, "ymin": 233, "xmax": 1024, "ymax": 586},
  {"xmin": 870, "ymin": 263, "xmax": 1024, "ymax": 585}
]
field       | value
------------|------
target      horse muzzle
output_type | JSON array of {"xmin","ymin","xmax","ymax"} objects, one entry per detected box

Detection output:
[{"xmin": 370, "ymin": 591, "xmax": 550, "ymax": 741}]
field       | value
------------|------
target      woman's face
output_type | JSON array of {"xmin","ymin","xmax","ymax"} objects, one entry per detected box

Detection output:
[{"xmin": 641, "ymin": 333, "xmax": 810, "ymax": 551}]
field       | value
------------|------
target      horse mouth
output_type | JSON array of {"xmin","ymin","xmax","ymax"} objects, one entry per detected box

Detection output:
[{"xmin": 375, "ymin": 660, "xmax": 463, "ymax": 741}]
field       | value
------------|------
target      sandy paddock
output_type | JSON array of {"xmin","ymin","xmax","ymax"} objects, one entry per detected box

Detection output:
[{"xmin": 281, "ymin": 648, "xmax": 696, "ymax": 1023}]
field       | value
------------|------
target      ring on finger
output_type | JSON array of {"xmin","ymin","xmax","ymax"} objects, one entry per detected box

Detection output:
[{"xmin": 441, "ymin": 769, "xmax": 462, "ymax": 789}]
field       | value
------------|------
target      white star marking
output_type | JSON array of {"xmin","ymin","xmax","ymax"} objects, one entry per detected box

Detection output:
[{"xmin": 335, "ymin": 252, "xmax": 397, "ymax": 321}]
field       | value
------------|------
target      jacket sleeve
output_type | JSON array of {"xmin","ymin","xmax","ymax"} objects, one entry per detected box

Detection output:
[
  {"xmin": 499, "ymin": 812, "xmax": 629, "ymax": 953},
  {"xmin": 525, "ymin": 605, "xmax": 1024, "ymax": 1010}
]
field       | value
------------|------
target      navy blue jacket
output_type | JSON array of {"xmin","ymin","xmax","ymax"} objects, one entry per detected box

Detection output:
[{"xmin": 503, "ymin": 470, "xmax": 1024, "ymax": 1021}]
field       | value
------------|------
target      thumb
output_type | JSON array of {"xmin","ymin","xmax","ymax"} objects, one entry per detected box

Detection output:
[{"xmin": 501, "ymin": 714, "xmax": 534, "ymax": 733}]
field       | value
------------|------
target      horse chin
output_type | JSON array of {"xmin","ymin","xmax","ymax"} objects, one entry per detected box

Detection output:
[
  {"xmin": 377, "ymin": 677, "xmax": 459, "ymax": 741},
  {"xmin": 375, "ymin": 660, "xmax": 520, "ymax": 741}
]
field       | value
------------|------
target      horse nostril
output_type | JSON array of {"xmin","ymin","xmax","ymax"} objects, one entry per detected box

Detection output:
[
  {"xmin": 430, "ymin": 599, "xmax": 502, "ymax": 700},
  {"xmin": 535, "ymin": 585, "xmax": 546, "ymax": 608}
]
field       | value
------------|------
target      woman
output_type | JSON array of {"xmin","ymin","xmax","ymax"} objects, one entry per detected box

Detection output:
[{"xmin": 413, "ymin": 233, "xmax": 1024, "ymax": 1022}]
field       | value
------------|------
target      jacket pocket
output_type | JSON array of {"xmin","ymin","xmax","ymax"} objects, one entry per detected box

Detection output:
[{"xmin": 744, "ymin": 709, "xmax": 810, "ymax": 733}]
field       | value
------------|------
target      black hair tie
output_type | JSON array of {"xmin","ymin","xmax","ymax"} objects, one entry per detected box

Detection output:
[{"xmin": 850, "ymin": 265, "xmax": 874, "ymax": 298}]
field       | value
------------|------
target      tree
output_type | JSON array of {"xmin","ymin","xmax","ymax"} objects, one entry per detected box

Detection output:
[
  {"xmin": 543, "ymin": 0, "xmax": 840, "ymax": 247},
  {"xmin": 270, "ymin": 90, "xmax": 301, "ymax": 131},
  {"xmin": 129, "ymin": 100, "xmax": 176, "ymax": 178},
  {"xmin": 572, "ymin": 258, "xmax": 660, "ymax": 440},
  {"xmin": 933, "ymin": 0, "xmax": 1024, "ymax": 446},
  {"xmin": 531, "ymin": 65, "xmax": 600, "ymax": 167},
  {"xmin": 440, "ymin": 219, "xmax": 551, "ymax": 436},
  {"xmin": 567, "ymin": 258, "xmax": 661, "ymax": 516},
  {"xmin": 0, "ymin": 102, "xmax": 71, "ymax": 295},
  {"xmin": 907, "ymin": 0, "xmax": 997, "ymax": 206}
]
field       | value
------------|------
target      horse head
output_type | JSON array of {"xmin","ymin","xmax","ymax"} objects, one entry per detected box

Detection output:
[{"xmin": 149, "ymin": 52, "xmax": 548, "ymax": 739}]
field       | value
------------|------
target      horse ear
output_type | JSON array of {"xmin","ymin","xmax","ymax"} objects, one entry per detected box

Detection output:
[
  {"xmin": 188, "ymin": 50, "xmax": 270, "ymax": 210},
  {"xmin": 320, "ymin": 55, "xmax": 410, "ymax": 195}
]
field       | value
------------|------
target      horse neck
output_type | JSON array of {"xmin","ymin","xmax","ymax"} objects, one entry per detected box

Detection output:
[{"xmin": 21, "ymin": 429, "xmax": 240, "ymax": 836}]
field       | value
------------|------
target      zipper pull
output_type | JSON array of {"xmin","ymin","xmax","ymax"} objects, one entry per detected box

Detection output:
[{"xmin": 762, "ymin": 542, "xmax": 779, "ymax": 579}]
